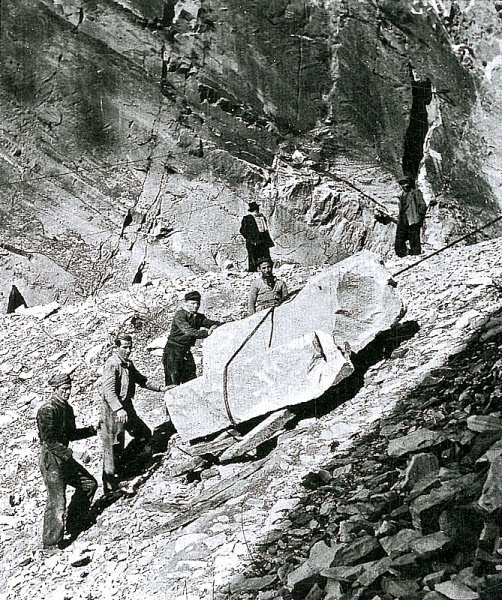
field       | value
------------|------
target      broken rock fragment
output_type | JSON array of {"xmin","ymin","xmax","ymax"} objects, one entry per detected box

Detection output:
[
  {"xmin": 402, "ymin": 453, "xmax": 439, "ymax": 490},
  {"xmin": 387, "ymin": 429, "xmax": 445, "ymax": 458},
  {"xmin": 287, "ymin": 540, "xmax": 340, "ymax": 589},
  {"xmin": 478, "ymin": 454, "xmax": 502, "ymax": 513},
  {"xmin": 435, "ymin": 580, "xmax": 480, "ymax": 599}
]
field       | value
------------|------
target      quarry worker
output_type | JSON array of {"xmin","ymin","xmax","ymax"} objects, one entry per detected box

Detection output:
[
  {"xmin": 394, "ymin": 177, "xmax": 427, "ymax": 257},
  {"xmin": 163, "ymin": 291, "xmax": 221, "ymax": 385},
  {"xmin": 239, "ymin": 201, "xmax": 275, "ymax": 272},
  {"xmin": 37, "ymin": 373, "xmax": 98, "ymax": 550},
  {"xmin": 248, "ymin": 258, "xmax": 288, "ymax": 315},
  {"xmin": 101, "ymin": 333, "xmax": 170, "ymax": 494}
]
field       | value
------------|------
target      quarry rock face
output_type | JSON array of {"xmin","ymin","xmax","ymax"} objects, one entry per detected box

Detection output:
[
  {"xmin": 165, "ymin": 251, "xmax": 404, "ymax": 440},
  {"xmin": 1, "ymin": 0, "xmax": 501, "ymax": 307}
]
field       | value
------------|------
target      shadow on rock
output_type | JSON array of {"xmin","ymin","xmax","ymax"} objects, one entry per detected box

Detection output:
[
  {"xmin": 293, "ymin": 320, "xmax": 420, "ymax": 421},
  {"xmin": 67, "ymin": 421, "xmax": 177, "ymax": 544}
]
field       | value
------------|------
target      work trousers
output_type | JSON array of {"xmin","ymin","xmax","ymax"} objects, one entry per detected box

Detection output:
[
  {"xmin": 395, "ymin": 215, "xmax": 422, "ymax": 257},
  {"xmin": 163, "ymin": 345, "xmax": 197, "ymax": 386},
  {"xmin": 39, "ymin": 447, "xmax": 97, "ymax": 547},
  {"xmin": 101, "ymin": 402, "xmax": 152, "ymax": 493},
  {"xmin": 246, "ymin": 242, "xmax": 271, "ymax": 272}
]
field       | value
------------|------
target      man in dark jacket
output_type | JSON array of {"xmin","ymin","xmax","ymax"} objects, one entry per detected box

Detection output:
[
  {"xmin": 239, "ymin": 201, "xmax": 275, "ymax": 272},
  {"xmin": 163, "ymin": 291, "xmax": 221, "ymax": 386},
  {"xmin": 37, "ymin": 373, "xmax": 97, "ymax": 549},
  {"xmin": 101, "ymin": 333, "xmax": 170, "ymax": 494},
  {"xmin": 394, "ymin": 177, "xmax": 427, "ymax": 257}
]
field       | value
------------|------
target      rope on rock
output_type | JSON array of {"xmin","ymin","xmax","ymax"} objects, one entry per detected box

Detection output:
[
  {"xmin": 221, "ymin": 287, "xmax": 302, "ymax": 427},
  {"xmin": 222, "ymin": 306, "xmax": 276, "ymax": 427},
  {"xmin": 392, "ymin": 214, "xmax": 502, "ymax": 277}
]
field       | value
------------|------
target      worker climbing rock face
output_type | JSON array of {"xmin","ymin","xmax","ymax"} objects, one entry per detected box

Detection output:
[
  {"xmin": 101, "ymin": 333, "xmax": 171, "ymax": 494},
  {"xmin": 37, "ymin": 373, "xmax": 98, "ymax": 550},
  {"xmin": 162, "ymin": 291, "xmax": 222, "ymax": 386}
]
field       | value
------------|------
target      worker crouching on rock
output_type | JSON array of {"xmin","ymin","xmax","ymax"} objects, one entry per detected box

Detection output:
[
  {"xmin": 163, "ymin": 291, "xmax": 221, "ymax": 385},
  {"xmin": 37, "ymin": 373, "xmax": 97, "ymax": 549},
  {"xmin": 101, "ymin": 333, "xmax": 171, "ymax": 494}
]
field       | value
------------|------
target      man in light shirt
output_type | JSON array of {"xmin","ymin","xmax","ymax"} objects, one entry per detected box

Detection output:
[{"xmin": 248, "ymin": 258, "xmax": 288, "ymax": 315}]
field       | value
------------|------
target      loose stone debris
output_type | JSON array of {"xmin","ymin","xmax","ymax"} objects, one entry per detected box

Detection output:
[{"xmin": 0, "ymin": 237, "xmax": 501, "ymax": 600}]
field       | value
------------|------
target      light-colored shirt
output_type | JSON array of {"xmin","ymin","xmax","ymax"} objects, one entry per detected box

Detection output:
[
  {"xmin": 248, "ymin": 277, "xmax": 288, "ymax": 315},
  {"xmin": 253, "ymin": 214, "xmax": 268, "ymax": 233}
]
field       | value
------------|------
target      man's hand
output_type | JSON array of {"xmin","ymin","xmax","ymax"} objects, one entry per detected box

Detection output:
[
  {"xmin": 159, "ymin": 385, "xmax": 176, "ymax": 393},
  {"xmin": 115, "ymin": 409, "xmax": 128, "ymax": 424},
  {"xmin": 208, "ymin": 325, "xmax": 218, "ymax": 336}
]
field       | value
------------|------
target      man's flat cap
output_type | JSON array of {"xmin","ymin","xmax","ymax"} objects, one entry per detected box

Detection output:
[
  {"xmin": 48, "ymin": 373, "xmax": 72, "ymax": 387},
  {"xmin": 248, "ymin": 201, "xmax": 260, "ymax": 211},
  {"xmin": 185, "ymin": 291, "xmax": 201, "ymax": 301},
  {"xmin": 258, "ymin": 257, "xmax": 273, "ymax": 266}
]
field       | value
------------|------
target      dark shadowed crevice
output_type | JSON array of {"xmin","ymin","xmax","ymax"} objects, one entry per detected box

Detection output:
[
  {"xmin": 120, "ymin": 209, "xmax": 133, "ymax": 238},
  {"xmin": 163, "ymin": 0, "xmax": 176, "ymax": 27},
  {"xmin": 132, "ymin": 262, "xmax": 144, "ymax": 284},
  {"xmin": 402, "ymin": 71, "xmax": 432, "ymax": 179},
  {"xmin": 7, "ymin": 285, "xmax": 27, "ymax": 313}
]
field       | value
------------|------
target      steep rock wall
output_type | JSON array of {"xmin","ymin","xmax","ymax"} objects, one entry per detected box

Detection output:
[{"xmin": 0, "ymin": 0, "xmax": 500, "ymax": 307}]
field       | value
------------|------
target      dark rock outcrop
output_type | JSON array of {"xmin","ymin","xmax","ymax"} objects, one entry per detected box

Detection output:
[{"xmin": 0, "ymin": 0, "xmax": 501, "ymax": 305}]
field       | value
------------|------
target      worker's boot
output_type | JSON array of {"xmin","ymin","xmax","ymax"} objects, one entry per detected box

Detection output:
[{"xmin": 102, "ymin": 471, "xmax": 122, "ymax": 495}]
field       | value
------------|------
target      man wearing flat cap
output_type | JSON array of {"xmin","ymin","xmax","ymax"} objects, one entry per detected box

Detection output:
[
  {"xmin": 248, "ymin": 258, "xmax": 288, "ymax": 315},
  {"xmin": 239, "ymin": 201, "xmax": 275, "ymax": 272},
  {"xmin": 101, "ymin": 333, "xmax": 171, "ymax": 494},
  {"xmin": 37, "ymin": 373, "xmax": 97, "ymax": 549},
  {"xmin": 163, "ymin": 291, "xmax": 221, "ymax": 386},
  {"xmin": 395, "ymin": 177, "xmax": 427, "ymax": 257}
]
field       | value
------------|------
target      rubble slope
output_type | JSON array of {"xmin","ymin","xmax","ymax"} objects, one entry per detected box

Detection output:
[{"xmin": 0, "ymin": 235, "xmax": 500, "ymax": 599}]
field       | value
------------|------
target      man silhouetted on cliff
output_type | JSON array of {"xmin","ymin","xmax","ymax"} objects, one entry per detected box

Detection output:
[
  {"xmin": 248, "ymin": 258, "xmax": 288, "ymax": 315},
  {"xmin": 101, "ymin": 333, "xmax": 170, "ymax": 494},
  {"xmin": 37, "ymin": 373, "xmax": 97, "ymax": 550},
  {"xmin": 239, "ymin": 201, "xmax": 275, "ymax": 272},
  {"xmin": 163, "ymin": 291, "xmax": 221, "ymax": 386},
  {"xmin": 394, "ymin": 177, "xmax": 427, "ymax": 257}
]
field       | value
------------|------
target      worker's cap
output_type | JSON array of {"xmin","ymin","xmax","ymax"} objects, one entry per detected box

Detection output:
[
  {"xmin": 115, "ymin": 333, "xmax": 133, "ymax": 346},
  {"xmin": 258, "ymin": 257, "xmax": 273, "ymax": 267},
  {"xmin": 184, "ymin": 291, "xmax": 201, "ymax": 302},
  {"xmin": 48, "ymin": 373, "xmax": 72, "ymax": 388},
  {"xmin": 248, "ymin": 201, "xmax": 260, "ymax": 211}
]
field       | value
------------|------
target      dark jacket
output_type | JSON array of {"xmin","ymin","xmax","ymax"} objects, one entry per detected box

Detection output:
[
  {"xmin": 102, "ymin": 353, "xmax": 149, "ymax": 413},
  {"xmin": 165, "ymin": 309, "xmax": 220, "ymax": 351},
  {"xmin": 400, "ymin": 189, "xmax": 427, "ymax": 226},
  {"xmin": 239, "ymin": 214, "xmax": 274, "ymax": 248},
  {"xmin": 37, "ymin": 397, "xmax": 95, "ymax": 461}
]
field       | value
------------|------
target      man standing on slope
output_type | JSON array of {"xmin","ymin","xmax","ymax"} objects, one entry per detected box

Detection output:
[
  {"xmin": 163, "ymin": 291, "xmax": 221, "ymax": 385},
  {"xmin": 37, "ymin": 373, "xmax": 97, "ymax": 550},
  {"xmin": 101, "ymin": 333, "xmax": 170, "ymax": 494},
  {"xmin": 248, "ymin": 258, "xmax": 288, "ymax": 315},
  {"xmin": 239, "ymin": 201, "xmax": 275, "ymax": 272},
  {"xmin": 394, "ymin": 177, "xmax": 427, "ymax": 257}
]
